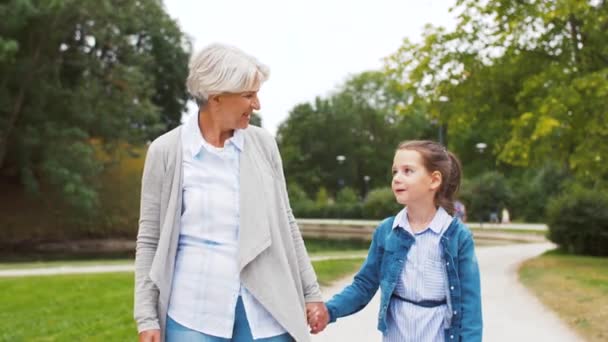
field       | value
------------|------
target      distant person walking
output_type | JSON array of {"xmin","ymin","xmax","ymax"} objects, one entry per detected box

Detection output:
[
  {"xmin": 501, "ymin": 208, "xmax": 510, "ymax": 224},
  {"xmin": 454, "ymin": 200, "xmax": 467, "ymax": 222}
]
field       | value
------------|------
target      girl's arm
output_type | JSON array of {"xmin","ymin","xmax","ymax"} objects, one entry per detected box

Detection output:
[
  {"xmin": 325, "ymin": 226, "xmax": 384, "ymax": 323},
  {"xmin": 458, "ymin": 232, "xmax": 483, "ymax": 341}
]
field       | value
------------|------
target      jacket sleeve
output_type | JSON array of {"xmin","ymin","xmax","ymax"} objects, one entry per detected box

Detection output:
[
  {"xmin": 133, "ymin": 141, "xmax": 164, "ymax": 333},
  {"xmin": 269, "ymin": 138, "xmax": 323, "ymax": 302},
  {"xmin": 325, "ymin": 226, "xmax": 383, "ymax": 323},
  {"xmin": 458, "ymin": 231, "xmax": 483, "ymax": 341}
]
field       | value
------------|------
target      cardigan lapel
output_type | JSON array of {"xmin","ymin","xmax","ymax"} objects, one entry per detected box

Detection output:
[{"xmin": 238, "ymin": 132, "xmax": 272, "ymax": 272}]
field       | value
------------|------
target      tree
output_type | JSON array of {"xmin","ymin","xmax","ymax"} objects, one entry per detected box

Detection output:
[
  {"xmin": 277, "ymin": 71, "xmax": 434, "ymax": 197},
  {"xmin": 385, "ymin": 0, "xmax": 608, "ymax": 186},
  {"xmin": 250, "ymin": 112, "xmax": 262, "ymax": 127},
  {"xmin": 0, "ymin": 0, "xmax": 190, "ymax": 212}
]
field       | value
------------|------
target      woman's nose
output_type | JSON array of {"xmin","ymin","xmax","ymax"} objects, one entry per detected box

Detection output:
[{"xmin": 252, "ymin": 96, "xmax": 261, "ymax": 110}]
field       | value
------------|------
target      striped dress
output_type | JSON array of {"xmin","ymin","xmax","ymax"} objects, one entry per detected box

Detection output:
[{"xmin": 384, "ymin": 207, "xmax": 452, "ymax": 342}]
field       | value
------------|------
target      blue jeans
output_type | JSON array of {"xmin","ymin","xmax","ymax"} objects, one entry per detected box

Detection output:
[{"xmin": 166, "ymin": 297, "xmax": 293, "ymax": 342}]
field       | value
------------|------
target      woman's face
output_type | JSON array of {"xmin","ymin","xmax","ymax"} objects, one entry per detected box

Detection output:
[{"xmin": 216, "ymin": 89, "xmax": 261, "ymax": 130}]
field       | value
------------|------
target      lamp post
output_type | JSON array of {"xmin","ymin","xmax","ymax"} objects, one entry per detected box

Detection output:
[
  {"xmin": 336, "ymin": 155, "xmax": 346, "ymax": 221},
  {"xmin": 336, "ymin": 155, "xmax": 346, "ymax": 191},
  {"xmin": 475, "ymin": 142, "xmax": 487, "ymax": 227},
  {"xmin": 475, "ymin": 142, "xmax": 487, "ymax": 154},
  {"xmin": 363, "ymin": 175, "xmax": 371, "ymax": 199}
]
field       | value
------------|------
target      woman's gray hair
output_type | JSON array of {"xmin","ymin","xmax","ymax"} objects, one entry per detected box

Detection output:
[{"xmin": 186, "ymin": 43, "xmax": 270, "ymax": 107}]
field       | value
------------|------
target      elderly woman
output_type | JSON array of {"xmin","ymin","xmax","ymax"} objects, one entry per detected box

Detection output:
[{"xmin": 134, "ymin": 43, "xmax": 326, "ymax": 342}]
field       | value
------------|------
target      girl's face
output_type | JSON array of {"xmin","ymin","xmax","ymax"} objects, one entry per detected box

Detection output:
[{"xmin": 391, "ymin": 149, "xmax": 441, "ymax": 206}]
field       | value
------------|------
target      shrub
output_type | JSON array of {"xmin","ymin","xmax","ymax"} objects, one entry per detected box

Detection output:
[
  {"xmin": 362, "ymin": 187, "xmax": 402, "ymax": 219},
  {"xmin": 336, "ymin": 187, "xmax": 359, "ymax": 204},
  {"xmin": 546, "ymin": 186, "xmax": 608, "ymax": 256},
  {"xmin": 459, "ymin": 171, "xmax": 512, "ymax": 222}
]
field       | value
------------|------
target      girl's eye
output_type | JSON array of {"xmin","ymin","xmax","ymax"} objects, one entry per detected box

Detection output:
[{"xmin": 391, "ymin": 169, "xmax": 397, "ymax": 176}]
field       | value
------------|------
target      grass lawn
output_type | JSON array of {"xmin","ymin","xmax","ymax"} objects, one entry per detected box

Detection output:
[
  {"xmin": 0, "ymin": 238, "xmax": 368, "ymax": 270},
  {"xmin": 0, "ymin": 259, "xmax": 133, "ymax": 270},
  {"xmin": 519, "ymin": 250, "xmax": 608, "ymax": 342},
  {"xmin": 470, "ymin": 227, "xmax": 547, "ymax": 236},
  {"xmin": 0, "ymin": 258, "xmax": 364, "ymax": 341}
]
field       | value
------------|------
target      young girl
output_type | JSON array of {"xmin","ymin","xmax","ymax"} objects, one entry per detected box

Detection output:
[{"xmin": 308, "ymin": 140, "xmax": 482, "ymax": 341}]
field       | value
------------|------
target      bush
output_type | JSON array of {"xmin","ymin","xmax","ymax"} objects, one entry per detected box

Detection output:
[
  {"xmin": 459, "ymin": 171, "xmax": 512, "ymax": 222},
  {"xmin": 362, "ymin": 187, "xmax": 402, "ymax": 219},
  {"xmin": 336, "ymin": 187, "xmax": 359, "ymax": 204},
  {"xmin": 508, "ymin": 163, "xmax": 569, "ymax": 222},
  {"xmin": 546, "ymin": 186, "xmax": 608, "ymax": 256}
]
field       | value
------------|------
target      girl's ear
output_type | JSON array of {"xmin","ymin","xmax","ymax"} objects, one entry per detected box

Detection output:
[{"xmin": 430, "ymin": 170, "xmax": 442, "ymax": 191}]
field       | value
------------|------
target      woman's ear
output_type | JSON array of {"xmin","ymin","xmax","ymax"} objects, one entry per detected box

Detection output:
[{"xmin": 208, "ymin": 94, "xmax": 221, "ymax": 104}]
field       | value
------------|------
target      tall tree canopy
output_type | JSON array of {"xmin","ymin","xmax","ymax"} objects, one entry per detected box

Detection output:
[
  {"xmin": 385, "ymin": 0, "xmax": 608, "ymax": 186},
  {"xmin": 0, "ymin": 0, "xmax": 191, "ymax": 211},
  {"xmin": 277, "ymin": 71, "xmax": 434, "ymax": 197}
]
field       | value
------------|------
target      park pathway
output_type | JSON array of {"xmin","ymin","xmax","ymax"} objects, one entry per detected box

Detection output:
[{"xmin": 311, "ymin": 243, "xmax": 584, "ymax": 342}]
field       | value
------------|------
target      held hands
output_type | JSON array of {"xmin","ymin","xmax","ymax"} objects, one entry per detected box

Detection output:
[
  {"xmin": 306, "ymin": 302, "xmax": 329, "ymax": 334},
  {"xmin": 138, "ymin": 329, "xmax": 161, "ymax": 342}
]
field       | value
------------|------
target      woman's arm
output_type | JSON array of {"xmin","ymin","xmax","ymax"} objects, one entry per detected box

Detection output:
[
  {"xmin": 457, "ymin": 232, "xmax": 483, "ymax": 341},
  {"xmin": 269, "ymin": 139, "xmax": 323, "ymax": 302},
  {"xmin": 134, "ymin": 141, "xmax": 164, "ymax": 333}
]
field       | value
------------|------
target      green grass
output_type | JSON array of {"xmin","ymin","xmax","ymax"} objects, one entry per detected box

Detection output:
[
  {"xmin": 313, "ymin": 258, "xmax": 365, "ymax": 286},
  {"xmin": 0, "ymin": 259, "xmax": 132, "ymax": 270},
  {"xmin": 0, "ymin": 273, "xmax": 137, "ymax": 341},
  {"xmin": 303, "ymin": 238, "xmax": 370, "ymax": 254},
  {"xmin": 0, "ymin": 258, "xmax": 364, "ymax": 341},
  {"xmin": 519, "ymin": 250, "xmax": 608, "ymax": 342},
  {"xmin": 470, "ymin": 227, "xmax": 547, "ymax": 236}
]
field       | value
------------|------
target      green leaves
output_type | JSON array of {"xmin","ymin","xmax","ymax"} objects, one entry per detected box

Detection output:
[
  {"xmin": 278, "ymin": 71, "xmax": 434, "ymax": 198},
  {"xmin": 0, "ymin": 0, "xmax": 190, "ymax": 216},
  {"xmin": 385, "ymin": 0, "xmax": 608, "ymax": 187}
]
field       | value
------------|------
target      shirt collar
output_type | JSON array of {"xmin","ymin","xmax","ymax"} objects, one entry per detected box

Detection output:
[
  {"xmin": 392, "ymin": 206, "xmax": 452, "ymax": 235},
  {"xmin": 182, "ymin": 113, "xmax": 245, "ymax": 157}
]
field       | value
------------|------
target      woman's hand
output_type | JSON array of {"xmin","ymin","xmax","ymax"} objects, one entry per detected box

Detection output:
[
  {"xmin": 306, "ymin": 302, "xmax": 329, "ymax": 334},
  {"xmin": 138, "ymin": 329, "xmax": 161, "ymax": 342}
]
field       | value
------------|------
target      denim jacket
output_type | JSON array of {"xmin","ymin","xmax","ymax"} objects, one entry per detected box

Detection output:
[{"xmin": 326, "ymin": 216, "xmax": 482, "ymax": 342}]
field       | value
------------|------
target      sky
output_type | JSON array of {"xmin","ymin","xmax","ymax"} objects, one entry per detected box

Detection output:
[{"xmin": 163, "ymin": 0, "xmax": 458, "ymax": 136}]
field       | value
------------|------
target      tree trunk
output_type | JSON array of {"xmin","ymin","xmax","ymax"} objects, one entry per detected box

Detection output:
[
  {"xmin": 0, "ymin": 42, "xmax": 41, "ymax": 169},
  {"xmin": 0, "ymin": 86, "xmax": 27, "ymax": 169}
]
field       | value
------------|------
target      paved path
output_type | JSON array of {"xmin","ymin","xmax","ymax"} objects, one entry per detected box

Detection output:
[
  {"xmin": 0, "ymin": 254, "xmax": 368, "ymax": 277},
  {"xmin": 0, "ymin": 244, "xmax": 585, "ymax": 341},
  {"xmin": 312, "ymin": 243, "xmax": 584, "ymax": 342}
]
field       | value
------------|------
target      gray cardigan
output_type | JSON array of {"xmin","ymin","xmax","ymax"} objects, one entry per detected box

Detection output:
[{"xmin": 134, "ymin": 125, "xmax": 322, "ymax": 342}]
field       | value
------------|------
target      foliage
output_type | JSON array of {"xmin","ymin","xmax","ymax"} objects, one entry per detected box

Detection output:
[
  {"xmin": 459, "ymin": 171, "xmax": 512, "ymax": 222},
  {"xmin": 508, "ymin": 162, "xmax": 570, "ymax": 222},
  {"xmin": 336, "ymin": 186, "xmax": 359, "ymax": 204},
  {"xmin": 277, "ymin": 71, "xmax": 434, "ymax": 198},
  {"xmin": 0, "ymin": 0, "xmax": 190, "ymax": 213},
  {"xmin": 546, "ymin": 186, "xmax": 608, "ymax": 256},
  {"xmin": 385, "ymin": 0, "xmax": 608, "ymax": 186},
  {"xmin": 362, "ymin": 187, "xmax": 402, "ymax": 219}
]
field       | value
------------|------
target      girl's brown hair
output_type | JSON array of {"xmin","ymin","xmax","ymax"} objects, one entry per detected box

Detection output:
[{"xmin": 396, "ymin": 140, "xmax": 462, "ymax": 214}]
